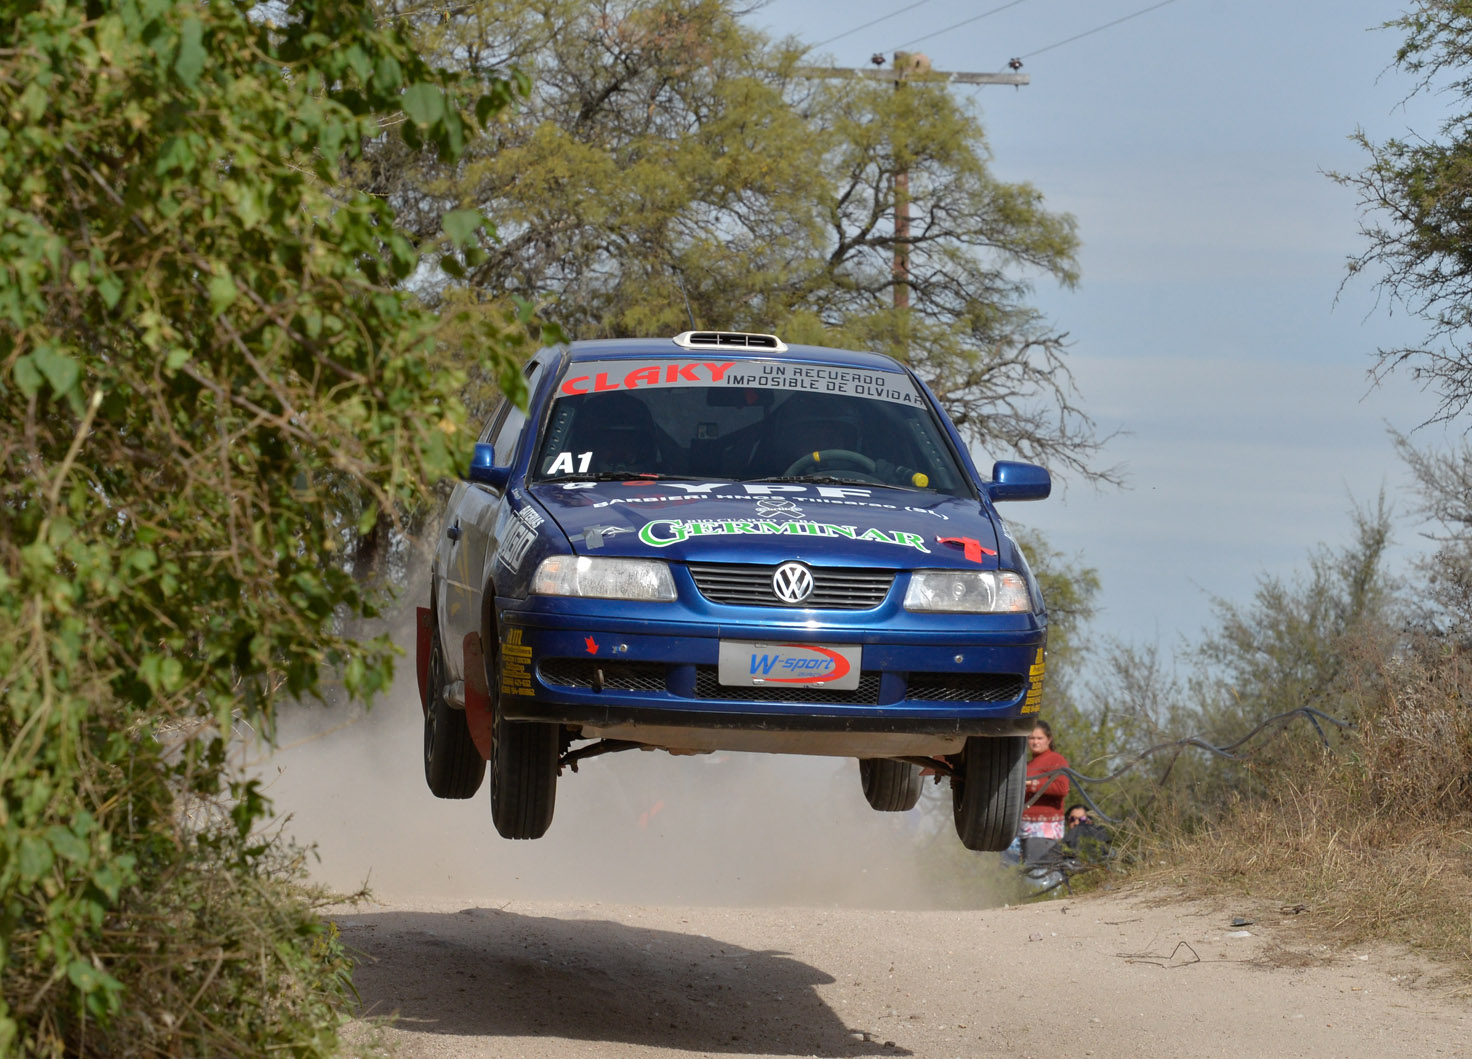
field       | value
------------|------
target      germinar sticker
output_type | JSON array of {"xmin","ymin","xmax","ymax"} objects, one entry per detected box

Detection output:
[{"xmin": 639, "ymin": 518, "xmax": 932, "ymax": 553}]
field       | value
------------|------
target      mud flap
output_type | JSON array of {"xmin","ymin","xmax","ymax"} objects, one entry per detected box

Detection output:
[
  {"xmin": 415, "ymin": 606, "xmax": 432, "ymax": 717},
  {"xmin": 463, "ymin": 632, "xmax": 495, "ymax": 760}
]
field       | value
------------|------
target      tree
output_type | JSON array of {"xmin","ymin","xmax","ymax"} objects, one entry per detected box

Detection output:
[
  {"xmin": 1393, "ymin": 431, "xmax": 1472, "ymax": 644},
  {"xmin": 1046, "ymin": 502, "xmax": 1399, "ymax": 841},
  {"xmin": 1170, "ymin": 498, "xmax": 1400, "ymax": 813},
  {"xmin": 0, "ymin": 0, "xmax": 524, "ymax": 1051},
  {"xmin": 1336, "ymin": 1, "xmax": 1472, "ymax": 423},
  {"xmin": 1195, "ymin": 497, "xmax": 1397, "ymax": 728},
  {"xmin": 368, "ymin": 0, "xmax": 1115, "ymax": 482}
]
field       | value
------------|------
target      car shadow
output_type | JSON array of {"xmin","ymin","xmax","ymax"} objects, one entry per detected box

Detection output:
[{"xmin": 339, "ymin": 906, "xmax": 907, "ymax": 1056}]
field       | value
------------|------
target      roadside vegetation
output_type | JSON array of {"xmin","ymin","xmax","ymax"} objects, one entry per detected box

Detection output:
[
  {"xmin": 1029, "ymin": 0, "xmax": 1472, "ymax": 980},
  {"xmin": 1148, "ymin": 1, "xmax": 1472, "ymax": 978},
  {"xmin": 0, "ymin": 0, "xmax": 534, "ymax": 1053},
  {"xmin": 1042, "ymin": 495, "xmax": 1472, "ymax": 981}
]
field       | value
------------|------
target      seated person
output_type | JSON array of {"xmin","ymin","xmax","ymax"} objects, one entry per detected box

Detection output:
[{"xmin": 1061, "ymin": 805, "xmax": 1112, "ymax": 863}]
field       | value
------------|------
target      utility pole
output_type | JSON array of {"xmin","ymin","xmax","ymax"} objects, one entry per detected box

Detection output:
[{"xmin": 795, "ymin": 54, "xmax": 1029, "ymax": 311}]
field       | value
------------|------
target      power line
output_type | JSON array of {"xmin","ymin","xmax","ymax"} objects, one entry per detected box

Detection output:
[
  {"xmin": 792, "ymin": 55, "xmax": 1029, "ymax": 313},
  {"xmin": 811, "ymin": 0, "xmax": 936, "ymax": 50},
  {"xmin": 891, "ymin": 0, "xmax": 1034, "ymax": 53},
  {"xmin": 1019, "ymin": 0, "xmax": 1184, "ymax": 60}
]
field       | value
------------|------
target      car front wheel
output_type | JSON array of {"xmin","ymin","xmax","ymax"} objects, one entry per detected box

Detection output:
[
  {"xmin": 951, "ymin": 735, "xmax": 1025, "ymax": 851},
  {"xmin": 488, "ymin": 633, "xmax": 559, "ymax": 839}
]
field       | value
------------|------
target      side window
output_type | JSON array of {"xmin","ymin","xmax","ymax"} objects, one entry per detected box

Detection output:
[
  {"xmin": 486, "ymin": 358, "xmax": 544, "ymax": 467},
  {"xmin": 491, "ymin": 404, "xmax": 527, "ymax": 467},
  {"xmin": 478, "ymin": 397, "xmax": 510, "ymax": 444}
]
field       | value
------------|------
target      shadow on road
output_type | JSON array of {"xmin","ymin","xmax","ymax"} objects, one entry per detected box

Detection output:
[{"xmin": 340, "ymin": 906, "xmax": 906, "ymax": 1056}]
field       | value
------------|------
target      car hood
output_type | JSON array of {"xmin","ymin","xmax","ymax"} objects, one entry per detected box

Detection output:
[{"xmin": 528, "ymin": 480, "xmax": 1007, "ymax": 569}]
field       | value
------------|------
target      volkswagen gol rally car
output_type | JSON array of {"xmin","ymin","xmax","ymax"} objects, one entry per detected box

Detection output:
[{"xmin": 415, "ymin": 331, "xmax": 1052, "ymax": 849}]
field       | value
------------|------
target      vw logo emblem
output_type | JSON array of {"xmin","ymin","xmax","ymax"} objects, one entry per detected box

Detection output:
[{"xmin": 772, "ymin": 562, "xmax": 814, "ymax": 604}]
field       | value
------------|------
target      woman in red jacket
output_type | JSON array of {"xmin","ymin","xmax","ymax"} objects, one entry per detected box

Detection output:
[{"xmin": 1020, "ymin": 720, "xmax": 1070, "ymax": 862}]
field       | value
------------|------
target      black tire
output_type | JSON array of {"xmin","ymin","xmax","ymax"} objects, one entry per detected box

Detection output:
[
  {"xmin": 488, "ymin": 632, "xmax": 559, "ymax": 839},
  {"xmin": 859, "ymin": 758, "xmax": 923, "ymax": 811},
  {"xmin": 490, "ymin": 714, "xmax": 559, "ymax": 839},
  {"xmin": 952, "ymin": 735, "xmax": 1026, "ymax": 851},
  {"xmin": 423, "ymin": 626, "xmax": 486, "ymax": 799}
]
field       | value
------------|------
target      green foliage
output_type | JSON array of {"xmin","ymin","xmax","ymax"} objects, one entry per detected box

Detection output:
[
  {"xmin": 1334, "ymin": 0, "xmax": 1472, "ymax": 421},
  {"xmin": 1194, "ymin": 496, "xmax": 1396, "ymax": 709},
  {"xmin": 369, "ymin": 0, "xmax": 1112, "ymax": 482},
  {"xmin": 1149, "ymin": 576, "xmax": 1472, "ymax": 975},
  {"xmin": 1008, "ymin": 528, "xmax": 1100, "ymax": 756},
  {"xmin": 0, "ymin": 0, "xmax": 526, "ymax": 1052},
  {"xmin": 1015, "ymin": 531, "xmax": 1100, "ymax": 675},
  {"xmin": 1047, "ymin": 501, "xmax": 1398, "ymax": 848},
  {"xmin": 1393, "ymin": 432, "xmax": 1472, "ymax": 644}
]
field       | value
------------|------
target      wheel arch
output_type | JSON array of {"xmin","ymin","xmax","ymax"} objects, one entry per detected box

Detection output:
[{"xmin": 458, "ymin": 578, "xmax": 499, "ymax": 760}]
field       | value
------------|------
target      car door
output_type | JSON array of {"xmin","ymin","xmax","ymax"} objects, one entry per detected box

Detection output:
[{"xmin": 439, "ymin": 360, "xmax": 542, "ymax": 683}]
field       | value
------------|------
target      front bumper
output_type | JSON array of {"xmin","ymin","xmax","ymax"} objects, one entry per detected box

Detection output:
[{"xmin": 494, "ymin": 603, "xmax": 1046, "ymax": 744}]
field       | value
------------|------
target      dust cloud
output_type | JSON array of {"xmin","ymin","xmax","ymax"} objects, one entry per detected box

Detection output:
[{"xmin": 255, "ymin": 617, "xmax": 1018, "ymax": 911}]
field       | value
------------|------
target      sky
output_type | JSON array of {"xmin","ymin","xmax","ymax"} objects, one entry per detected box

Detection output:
[{"xmin": 749, "ymin": 0, "xmax": 1462, "ymax": 665}]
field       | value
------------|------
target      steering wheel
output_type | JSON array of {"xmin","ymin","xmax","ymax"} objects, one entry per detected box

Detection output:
[{"xmin": 782, "ymin": 449, "xmax": 881, "ymax": 481}]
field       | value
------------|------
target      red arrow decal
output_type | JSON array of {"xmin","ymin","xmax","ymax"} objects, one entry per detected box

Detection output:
[
  {"xmin": 937, "ymin": 536, "xmax": 998, "ymax": 564},
  {"xmin": 584, "ymin": 636, "xmax": 598, "ymax": 655}
]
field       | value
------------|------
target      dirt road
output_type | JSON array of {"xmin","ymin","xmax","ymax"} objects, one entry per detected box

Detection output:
[
  {"xmin": 261, "ymin": 694, "xmax": 1469, "ymax": 1059},
  {"xmin": 337, "ymin": 893, "xmax": 1467, "ymax": 1059}
]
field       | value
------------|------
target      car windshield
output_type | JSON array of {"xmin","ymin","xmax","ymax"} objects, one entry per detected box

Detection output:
[{"xmin": 531, "ymin": 358, "xmax": 974, "ymax": 497}]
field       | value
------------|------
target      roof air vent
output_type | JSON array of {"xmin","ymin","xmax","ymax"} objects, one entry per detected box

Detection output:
[{"xmin": 672, "ymin": 330, "xmax": 788, "ymax": 353}]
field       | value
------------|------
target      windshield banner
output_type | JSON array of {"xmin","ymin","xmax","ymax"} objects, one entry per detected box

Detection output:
[{"xmin": 559, "ymin": 359, "xmax": 924, "ymax": 405}]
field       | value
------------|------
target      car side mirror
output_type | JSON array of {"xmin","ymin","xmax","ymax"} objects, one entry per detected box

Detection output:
[
  {"xmin": 468, "ymin": 442, "xmax": 511, "ymax": 490},
  {"xmin": 986, "ymin": 460, "xmax": 1051, "ymax": 502}
]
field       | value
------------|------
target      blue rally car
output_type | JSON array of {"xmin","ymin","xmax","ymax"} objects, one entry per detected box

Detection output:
[{"xmin": 414, "ymin": 331, "xmax": 1052, "ymax": 849}]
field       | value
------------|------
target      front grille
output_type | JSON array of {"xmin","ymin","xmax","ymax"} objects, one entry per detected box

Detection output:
[
  {"xmin": 539, "ymin": 659, "xmax": 668, "ymax": 692},
  {"xmin": 688, "ymin": 562, "xmax": 895, "ymax": 609},
  {"xmin": 693, "ymin": 666, "xmax": 882, "ymax": 704},
  {"xmin": 906, "ymin": 673, "xmax": 1024, "ymax": 703}
]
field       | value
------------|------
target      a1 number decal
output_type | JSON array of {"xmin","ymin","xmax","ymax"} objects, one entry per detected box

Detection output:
[{"xmin": 547, "ymin": 450, "xmax": 593, "ymax": 474}]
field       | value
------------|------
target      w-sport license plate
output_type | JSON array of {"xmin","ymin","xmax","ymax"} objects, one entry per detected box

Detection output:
[{"xmin": 717, "ymin": 641, "xmax": 862, "ymax": 690}]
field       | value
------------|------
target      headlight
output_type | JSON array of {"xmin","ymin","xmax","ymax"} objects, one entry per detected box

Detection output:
[
  {"xmin": 903, "ymin": 570, "xmax": 1032, "ymax": 613},
  {"xmin": 532, "ymin": 556, "xmax": 677, "ymax": 601}
]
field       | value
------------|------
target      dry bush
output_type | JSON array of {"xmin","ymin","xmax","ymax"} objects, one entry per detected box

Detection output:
[
  {"xmin": 1357, "ymin": 646, "xmax": 1472, "ymax": 815},
  {"xmin": 1145, "ymin": 644, "xmax": 1472, "ymax": 981}
]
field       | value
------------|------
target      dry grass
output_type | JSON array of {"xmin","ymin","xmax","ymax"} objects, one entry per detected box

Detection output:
[{"xmin": 1138, "ymin": 646, "xmax": 1472, "ymax": 987}]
